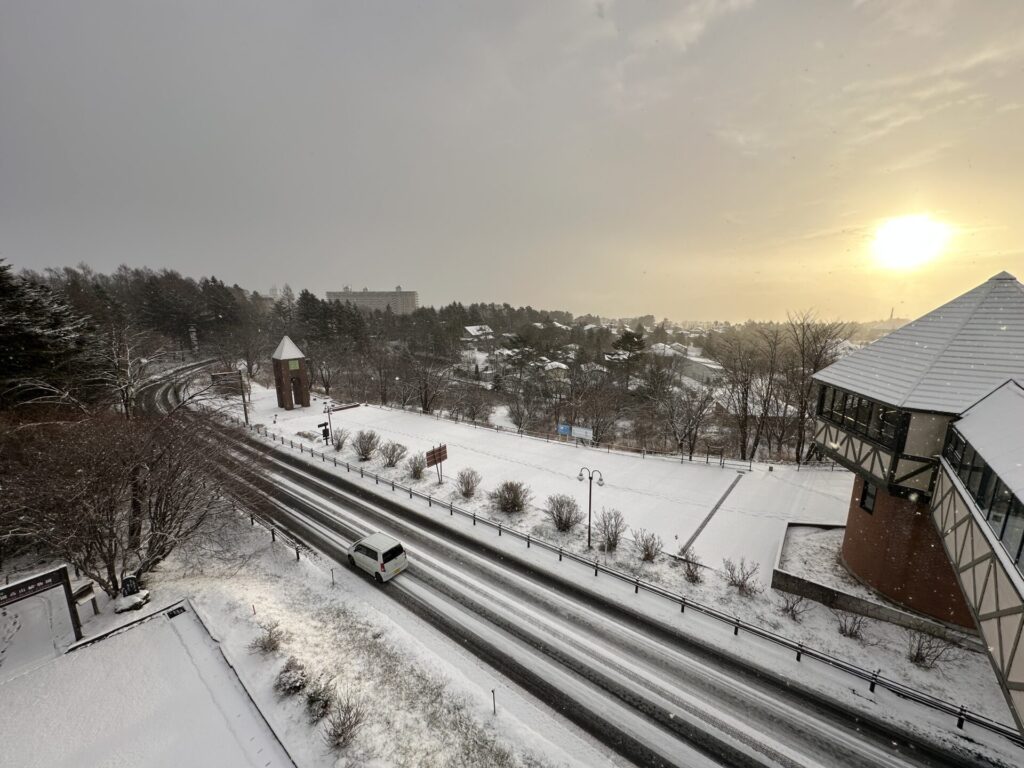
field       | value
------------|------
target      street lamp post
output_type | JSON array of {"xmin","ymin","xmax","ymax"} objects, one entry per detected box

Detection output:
[
  {"xmin": 323, "ymin": 401, "xmax": 333, "ymax": 437},
  {"xmin": 577, "ymin": 466, "xmax": 604, "ymax": 549}
]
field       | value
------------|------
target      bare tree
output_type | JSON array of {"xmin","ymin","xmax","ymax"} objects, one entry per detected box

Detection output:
[
  {"xmin": 306, "ymin": 340, "xmax": 346, "ymax": 397},
  {"xmin": 507, "ymin": 377, "xmax": 546, "ymax": 433},
  {"xmin": 786, "ymin": 311, "xmax": 850, "ymax": 462},
  {"xmin": 403, "ymin": 352, "xmax": 454, "ymax": 414},
  {"xmin": 707, "ymin": 328, "xmax": 757, "ymax": 459},
  {"xmin": 659, "ymin": 383, "xmax": 717, "ymax": 460},
  {"xmin": 4, "ymin": 411, "xmax": 253, "ymax": 597},
  {"xmin": 748, "ymin": 324, "xmax": 784, "ymax": 459}
]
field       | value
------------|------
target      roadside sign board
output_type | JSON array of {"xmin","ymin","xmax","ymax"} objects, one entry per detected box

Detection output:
[
  {"xmin": 557, "ymin": 423, "xmax": 571, "ymax": 436},
  {"xmin": 571, "ymin": 426, "xmax": 593, "ymax": 441},
  {"xmin": 425, "ymin": 444, "xmax": 448, "ymax": 468},
  {"xmin": 0, "ymin": 565, "xmax": 82, "ymax": 641}
]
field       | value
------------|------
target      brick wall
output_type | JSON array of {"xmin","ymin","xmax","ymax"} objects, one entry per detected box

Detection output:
[{"xmin": 841, "ymin": 476, "xmax": 974, "ymax": 628}]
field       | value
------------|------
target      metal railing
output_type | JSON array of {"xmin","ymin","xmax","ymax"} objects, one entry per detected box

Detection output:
[{"xmin": 224, "ymin": 413, "xmax": 1022, "ymax": 749}]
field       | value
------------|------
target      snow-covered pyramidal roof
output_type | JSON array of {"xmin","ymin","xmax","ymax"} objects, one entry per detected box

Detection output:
[
  {"xmin": 814, "ymin": 271, "xmax": 1024, "ymax": 414},
  {"xmin": 271, "ymin": 335, "xmax": 305, "ymax": 360}
]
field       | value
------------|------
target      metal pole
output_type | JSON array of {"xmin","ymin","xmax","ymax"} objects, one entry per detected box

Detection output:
[
  {"xmin": 587, "ymin": 473, "xmax": 593, "ymax": 549},
  {"xmin": 238, "ymin": 369, "xmax": 249, "ymax": 426}
]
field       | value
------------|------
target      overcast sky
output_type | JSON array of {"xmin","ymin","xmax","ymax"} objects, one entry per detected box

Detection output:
[{"xmin": 2, "ymin": 1, "xmax": 1023, "ymax": 321}]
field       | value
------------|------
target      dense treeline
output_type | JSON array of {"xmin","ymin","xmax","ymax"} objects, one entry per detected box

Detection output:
[{"xmin": 1, "ymin": 260, "xmax": 258, "ymax": 594}]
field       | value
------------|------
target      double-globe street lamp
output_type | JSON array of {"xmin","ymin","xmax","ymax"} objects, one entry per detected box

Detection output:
[{"xmin": 577, "ymin": 466, "xmax": 604, "ymax": 549}]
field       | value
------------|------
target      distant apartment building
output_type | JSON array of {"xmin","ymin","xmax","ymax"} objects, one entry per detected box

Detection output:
[{"xmin": 325, "ymin": 285, "xmax": 419, "ymax": 315}]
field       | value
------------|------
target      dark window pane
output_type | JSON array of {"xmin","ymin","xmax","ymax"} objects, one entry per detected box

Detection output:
[
  {"xmin": 856, "ymin": 398, "xmax": 871, "ymax": 431},
  {"xmin": 860, "ymin": 481, "xmax": 876, "ymax": 513},
  {"xmin": 967, "ymin": 460, "xmax": 986, "ymax": 498},
  {"xmin": 868, "ymin": 405, "xmax": 882, "ymax": 441},
  {"xmin": 382, "ymin": 545, "xmax": 405, "ymax": 563},
  {"xmin": 959, "ymin": 446, "xmax": 975, "ymax": 484},
  {"xmin": 1001, "ymin": 498, "xmax": 1024, "ymax": 565},
  {"xmin": 844, "ymin": 394, "xmax": 858, "ymax": 429},
  {"xmin": 977, "ymin": 468, "xmax": 998, "ymax": 510}
]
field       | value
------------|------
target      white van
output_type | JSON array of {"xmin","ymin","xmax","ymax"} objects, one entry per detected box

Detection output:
[{"xmin": 346, "ymin": 532, "xmax": 408, "ymax": 583}]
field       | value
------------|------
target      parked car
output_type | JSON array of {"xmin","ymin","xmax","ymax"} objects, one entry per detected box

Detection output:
[{"xmin": 346, "ymin": 532, "xmax": 408, "ymax": 583}]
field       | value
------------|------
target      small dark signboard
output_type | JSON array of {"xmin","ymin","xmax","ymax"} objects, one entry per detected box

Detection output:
[
  {"xmin": 425, "ymin": 444, "xmax": 448, "ymax": 467},
  {"xmin": 425, "ymin": 444, "xmax": 448, "ymax": 483},
  {"xmin": 121, "ymin": 575, "xmax": 140, "ymax": 597}
]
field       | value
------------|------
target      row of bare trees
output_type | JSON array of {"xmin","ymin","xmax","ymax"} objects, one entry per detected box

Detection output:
[{"xmin": 704, "ymin": 311, "xmax": 849, "ymax": 460}]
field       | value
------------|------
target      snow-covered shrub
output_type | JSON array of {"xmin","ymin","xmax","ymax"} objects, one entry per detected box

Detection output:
[
  {"xmin": 249, "ymin": 619, "xmax": 284, "ymax": 654},
  {"xmin": 305, "ymin": 676, "xmax": 335, "ymax": 723},
  {"xmin": 296, "ymin": 430, "xmax": 319, "ymax": 442},
  {"xmin": 679, "ymin": 546, "xmax": 703, "ymax": 584},
  {"xmin": 632, "ymin": 528, "xmax": 663, "ymax": 562},
  {"xmin": 906, "ymin": 630, "xmax": 962, "ymax": 669},
  {"xmin": 379, "ymin": 440, "xmax": 408, "ymax": 467},
  {"xmin": 596, "ymin": 508, "xmax": 626, "ymax": 552},
  {"xmin": 353, "ymin": 430, "xmax": 380, "ymax": 462},
  {"xmin": 331, "ymin": 428, "xmax": 351, "ymax": 452},
  {"xmin": 832, "ymin": 610, "xmax": 866, "ymax": 639},
  {"xmin": 274, "ymin": 656, "xmax": 308, "ymax": 697},
  {"xmin": 722, "ymin": 557, "xmax": 762, "ymax": 597},
  {"xmin": 406, "ymin": 453, "xmax": 427, "ymax": 479},
  {"xmin": 779, "ymin": 593, "xmax": 810, "ymax": 622},
  {"xmin": 456, "ymin": 468, "xmax": 482, "ymax": 499},
  {"xmin": 545, "ymin": 494, "xmax": 584, "ymax": 532},
  {"xmin": 323, "ymin": 694, "xmax": 366, "ymax": 751},
  {"xmin": 489, "ymin": 480, "xmax": 532, "ymax": 514}
]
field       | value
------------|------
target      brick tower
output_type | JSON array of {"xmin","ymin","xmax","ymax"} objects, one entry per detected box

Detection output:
[{"xmin": 271, "ymin": 336, "xmax": 310, "ymax": 410}]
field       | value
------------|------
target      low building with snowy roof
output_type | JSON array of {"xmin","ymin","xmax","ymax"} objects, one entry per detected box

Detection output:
[
  {"xmin": 648, "ymin": 342, "xmax": 683, "ymax": 357},
  {"xmin": 0, "ymin": 601, "xmax": 292, "ymax": 767},
  {"xmin": 679, "ymin": 354, "xmax": 724, "ymax": 384}
]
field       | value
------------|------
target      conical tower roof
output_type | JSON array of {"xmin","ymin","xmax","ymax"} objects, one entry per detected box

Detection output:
[
  {"xmin": 271, "ymin": 335, "xmax": 305, "ymax": 360},
  {"xmin": 814, "ymin": 272, "xmax": 1024, "ymax": 413}
]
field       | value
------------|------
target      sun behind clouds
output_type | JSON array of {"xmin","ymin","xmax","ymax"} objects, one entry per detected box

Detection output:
[{"xmin": 872, "ymin": 214, "xmax": 953, "ymax": 270}]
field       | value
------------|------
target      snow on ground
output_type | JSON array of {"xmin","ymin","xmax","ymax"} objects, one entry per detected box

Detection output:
[
  {"xmin": 488, "ymin": 403, "xmax": 518, "ymax": 431},
  {"xmin": 779, "ymin": 525, "xmax": 885, "ymax": 602},
  {"xmin": 244, "ymin": 383, "xmax": 852, "ymax": 577},
  {"xmin": 0, "ymin": 600, "xmax": 292, "ymax": 768},
  {"xmin": 699, "ymin": 466, "xmax": 851, "ymax": 579},
  {"xmin": 153, "ymin": 522, "xmax": 613, "ymax": 768},
  {"xmin": 0, "ymin": 586, "xmax": 75, "ymax": 682}
]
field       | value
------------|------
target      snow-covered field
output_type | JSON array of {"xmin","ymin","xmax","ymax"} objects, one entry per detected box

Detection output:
[{"xmin": 242, "ymin": 383, "xmax": 852, "ymax": 580}]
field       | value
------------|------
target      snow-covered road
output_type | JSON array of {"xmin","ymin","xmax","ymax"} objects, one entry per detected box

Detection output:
[{"xmin": 227, "ymin": 439, "xmax": 997, "ymax": 768}]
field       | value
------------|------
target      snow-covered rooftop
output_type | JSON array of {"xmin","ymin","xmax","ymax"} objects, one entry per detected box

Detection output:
[
  {"xmin": 0, "ymin": 602, "xmax": 291, "ymax": 767},
  {"xmin": 464, "ymin": 324, "xmax": 494, "ymax": 337},
  {"xmin": 955, "ymin": 379, "xmax": 1024, "ymax": 498},
  {"xmin": 271, "ymin": 334, "xmax": 305, "ymax": 360},
  {"xmin": 814, "ymin": 272, "xmax": 1024, "ymax": 414},
  {"xmin": 648, "ymin": 342, "xmax": 682, "ymax": 357}
]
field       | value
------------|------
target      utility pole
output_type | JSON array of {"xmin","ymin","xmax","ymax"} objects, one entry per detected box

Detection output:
[{"xmin": 238, "ymin": 369, "xmax": 249, "ymax": 426}]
